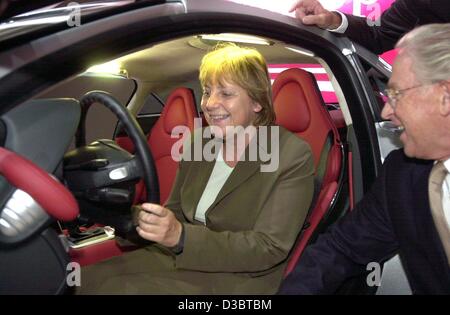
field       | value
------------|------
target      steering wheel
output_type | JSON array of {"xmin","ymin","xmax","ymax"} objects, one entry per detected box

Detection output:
[
  {"xmin": 72, "ymin": 91, "xmax": 159, "ymax": 236},
  {"xmin": 0, "ymin": 147, "xmax": 79, "ymax": 246}
]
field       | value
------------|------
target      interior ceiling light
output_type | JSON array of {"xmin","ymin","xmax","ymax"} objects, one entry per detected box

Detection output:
[
  {"xmin": 198, "ymin": 33, "xmax": 273, "ymax": 46},
  {"xmin": 285, "ymin": 46, "xmax": 315, "ymax": 57},
  {"xmin": 85, "ymin": 61, "xmax": 128, "ymax": 77}
]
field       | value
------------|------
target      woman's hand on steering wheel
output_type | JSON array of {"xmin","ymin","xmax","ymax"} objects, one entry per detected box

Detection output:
[{"xmin": 136, "ymin": 203, "xmax": 183, "ymax": 247}]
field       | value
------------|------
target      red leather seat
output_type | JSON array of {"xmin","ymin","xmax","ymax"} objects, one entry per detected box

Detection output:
[
  {"xmin": 272, "ymin": 68, "xmax": 343, "ymax": 276},
  {"xmin": 118, "ymin": 88, "xmax": 198, "ymax": 204},
  {"xmin": 137, "ymin": 87, "xmax": 198, "ymax": 204}
]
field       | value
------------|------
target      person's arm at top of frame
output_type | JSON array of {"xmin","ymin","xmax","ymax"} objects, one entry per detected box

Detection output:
[
  {"xmin": 289, "ymin": 0, "xmax": 343, "ymax": 30},
  {"xmin": 289, "ymin": 0, "xmax": 427, "ymax": 54}
]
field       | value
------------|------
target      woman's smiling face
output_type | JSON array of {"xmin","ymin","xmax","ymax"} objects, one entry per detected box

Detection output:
[{"xmin": 201, "ymin": 79, "xmax": 262, "ymax": 138}]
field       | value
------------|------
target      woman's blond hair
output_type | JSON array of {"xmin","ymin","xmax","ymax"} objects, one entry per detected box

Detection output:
[{"xmin": 199, "ymin": 43, "xmax": 275, "ymax": 126}]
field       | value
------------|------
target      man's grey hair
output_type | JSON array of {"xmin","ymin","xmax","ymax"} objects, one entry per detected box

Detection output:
[{"xmin": 396, "ymin": 23, "xmax": 450, "ymax": 84}]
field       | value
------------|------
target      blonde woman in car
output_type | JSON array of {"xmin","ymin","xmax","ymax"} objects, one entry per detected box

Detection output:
[{"xmin": 78, "ymin": 43, "xmax": 314, "ymax": 294}]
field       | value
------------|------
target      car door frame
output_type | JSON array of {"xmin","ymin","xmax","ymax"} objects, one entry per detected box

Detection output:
[{"xmin": 0, "ymin": 0, "xmax": 383, "ymax": 190}]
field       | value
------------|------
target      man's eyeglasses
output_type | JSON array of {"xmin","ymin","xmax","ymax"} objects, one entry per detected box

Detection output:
[{"xmin": 382, "ymin": 84, "xmax": 425, "ymax": 108}]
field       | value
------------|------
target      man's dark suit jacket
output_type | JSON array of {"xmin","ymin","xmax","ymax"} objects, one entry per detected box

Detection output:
[
  {"xmin": 344, "ymin": 0, "xmax": 450, "ymax": 54},
  {"xmin": 279, "ymin": 149, "xmax": 450, "ymax": 294}
]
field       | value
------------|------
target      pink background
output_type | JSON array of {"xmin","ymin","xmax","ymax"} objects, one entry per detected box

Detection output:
[
  {"xmin": 335, "ymin": 0, "xmax": 397, "ymax": 64},
  {"xmin": 227, "ymin": 0, "xmax": 397, "ymax": 102}
]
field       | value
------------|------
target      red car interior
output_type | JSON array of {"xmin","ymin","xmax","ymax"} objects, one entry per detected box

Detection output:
[
  {"xmin": 271, "ymin": 68, "xmax": 343, "ymax": 276},
  {"xmin": 71, "ymin": 88, "xmax": 198, "ymax": 266},
  {"xmin": 136, "ymin": 87, "xmax": 198, "ymax": 205},
  {"xmin": 74, "ymin": 73, "xmax": 344, "ymax": 272},
  {"xmin": 0, "ymin": 147, "xmax": 79, "ymax": 221},
  {"xmin": 116, "ymin": 87, "xmax": 199, "ymax": 204}
]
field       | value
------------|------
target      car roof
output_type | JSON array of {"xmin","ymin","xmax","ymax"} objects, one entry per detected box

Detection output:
[
  {"xmin": 0, "ymin": 0, "xmax": 64, "ymax": 21},
  {"xmin": 0, "ymin": 0, "xmax": 138, "ymax": 21},
  {"xmin": 0, "ymin": 0, "xmax": 164, "ymax": 42},
  {"xmin": 0, "ymin": 0, "xmax": 388, "ymax": 104}
]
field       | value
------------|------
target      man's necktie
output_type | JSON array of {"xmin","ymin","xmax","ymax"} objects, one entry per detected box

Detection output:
[{"xmin": 428, "ymin": 161, "xmax": 450, "ymax": 265}]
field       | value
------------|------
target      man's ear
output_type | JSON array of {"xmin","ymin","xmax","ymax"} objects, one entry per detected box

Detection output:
[{"xmin": 440, "ymin": 81, "xmax": 450, "ymax": 116}]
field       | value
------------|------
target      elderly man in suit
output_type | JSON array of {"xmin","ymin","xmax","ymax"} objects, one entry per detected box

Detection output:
[
  {"xmin": 279, "ymin": 23, "xmax": 450, "ymax": 294},
  {"xmin": 289, "ymin": 0, "xmax": 450, "ymax": 54}
]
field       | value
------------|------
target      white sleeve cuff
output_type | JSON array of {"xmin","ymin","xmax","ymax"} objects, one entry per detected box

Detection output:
[{"xmin": 327, "ymin": 11, "xmax": 348, "ymax": 34}]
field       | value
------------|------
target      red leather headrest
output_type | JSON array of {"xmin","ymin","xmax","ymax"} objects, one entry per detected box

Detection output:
[
  {"xmin": 273, "ymin": 68, "xmax": 324, "ymax": 133},
  {"xmin": 162, "ymin": 87, "xmax": 197, "ymax": 134},
  {"xmin": 273, "ymin": 68, "xmax": 340, "ymax": 168}
]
